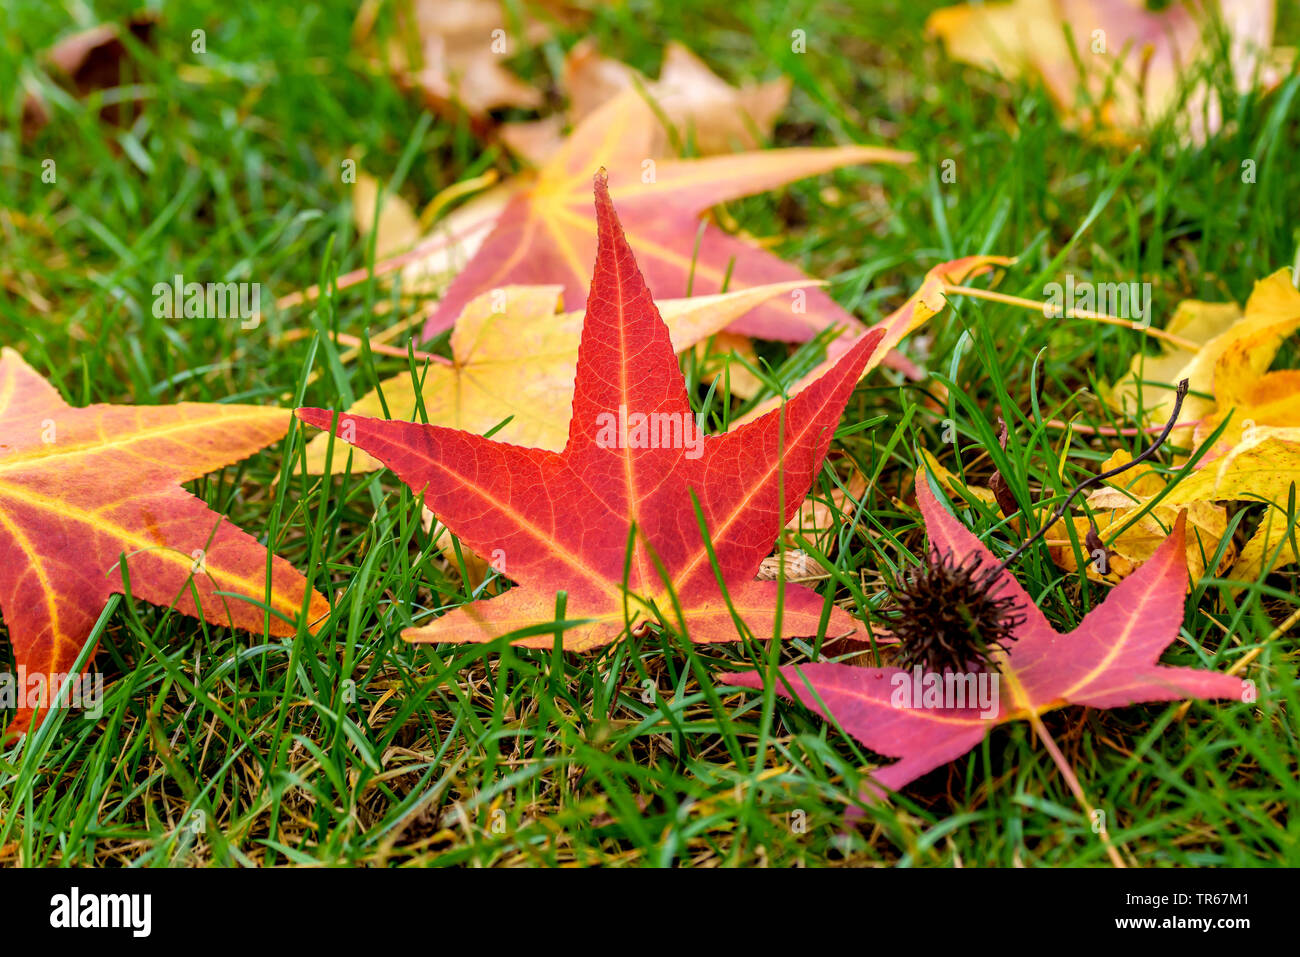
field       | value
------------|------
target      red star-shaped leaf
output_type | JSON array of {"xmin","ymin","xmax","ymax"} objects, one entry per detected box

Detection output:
[{"xmin": 299, "ymin": 174, "xmax": 889, "ymax": 650}]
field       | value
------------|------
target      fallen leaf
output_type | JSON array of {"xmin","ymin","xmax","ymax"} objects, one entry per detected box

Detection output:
[
  {"xmin": 352, "ymin": 173, "xmax": 425, "ymax": 261},
  {"xmin": 342, "ymin": 282, "xmax": 820, "ymax": 590},
  {"xmin": 301, "ymin": 279, "xmax": 815, "ymax": 475},
  {"xmin": 1230, "ymin": 503, "xmax": 1299, "ymax": 586},
  {"xmin": 783, "ymin": 471, "xmax": 869, "ymax": 552},
  {"xmin": 732, "ymin": 255, "xmax": 1013, "ymax": 427},
  {"xmin": 754, "ymin": 551, "xmax": 833, "ymax": 583},
  {"xmin": 755, "ymin": 471, "xmax": 869, "ymax": 582},
  {"xmin": 1053, "ymin": 449, "xmax": 1234, "ymax": 582},
  {"xmin": 1107, "ymin": 268, "xmax": 1300, "ymax": 433},
  {"xmin": 298, "ymin": 174, "xmax": 887, "ymax": 650},
  {"xmin": 420, "ymin": 88, "xmax": 914, "ymax": 343},
  {"xmin": 927, "ymin": 0, "xmax": 1283, "ymax": 145},
  {"xmin": 1165, "ymin": 425, "xmax": 1300, "ymax": 508},
  {"xmin": 1195, "ymin": 368, "xmax": 1300, "ymax": 461},
  {"xmin": 21, "ymin": 12, "xmax": 157, "ymax": 137},
  {"xmin": 987, "ymin": 419, "xmax": 1019, "ymax": 517},
  {"xmin": 692, "ymin": 332, "xmax": 767, "ymax": 402},
  {"xmin": 1190, "ymin": 273, "xmax": 1300, "ymax": 459},
  {"xmin": 501, "ymin": 39, "xmax": 792, "ymax": 165},
  {"xmin": 917, "ymin": 448, "xmax": 1002, "ymax": 511},
  {"xmin": 357, "ymin": 0, "xmax": 566, "ymax": 120},
  {"xmin": 320, "ymin": 178, "xmax": 517, "ymax": 307},
  {"xmin": 723, "ymin": 477, "xmax": 1246, "ymax": 797},
  {"xmin": 0, "ymin": 349, "xmax": 329, "ymax": 738}
]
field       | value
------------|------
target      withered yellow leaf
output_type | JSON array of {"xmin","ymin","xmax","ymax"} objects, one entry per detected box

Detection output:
[
  {"xmin": 352, "ymin": 173, "xmax": 423, "ymax": 260},
  {"xmin": 1230, "ymin": 503, "xmax": 1299, "ymax": 587},
  {"xmin": 501, "ymin": 39, "xmax": 791, "ymax": 165},
  {"xmin": 917, "ymin": 448, "xmax": 1001, "ymax": 511},
  {"xmin": 348, "ymin": 175, "xmax": 517, "ymax": 301},
  {"xmin": 1108, "ymin": 268, "xmax": 1300, "ymax": 432},
  {"xmin": 1191, "ymin": 274, "xmax": 1300, "ymax": 458},
  {"xmin": 1165, "ymin": 426, "xmax": 1300, "ymax": 508},
  {"xmin": 1056, "ymin": 449, "xmax": 1233, "ymax": 583},
  {"xmin": 693, "ymin": 331, "xmax": 766, "ymax": 401},
  {"xmin": 356, "ymin": 0, "xmax": 561, "ymax": 119},
  {"xmin": 783, "ymin": 471, "xmax": 869, "ymax": 552}
]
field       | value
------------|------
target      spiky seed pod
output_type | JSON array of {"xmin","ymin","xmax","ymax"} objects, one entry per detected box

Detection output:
[{"xmin": 887, "ymin": 547, "xmax": 1023, "ymax": 673}]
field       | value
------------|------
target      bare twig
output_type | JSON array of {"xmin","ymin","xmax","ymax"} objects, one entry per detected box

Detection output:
[{"xmin": 996, "ymin": 378, "xmax": 1190, "ymax": 574}]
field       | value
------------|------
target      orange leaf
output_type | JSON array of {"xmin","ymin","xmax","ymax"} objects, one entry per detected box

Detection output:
[{"xmin": 0, "ymin": 349, "xmax": 329, "ymax": 738}]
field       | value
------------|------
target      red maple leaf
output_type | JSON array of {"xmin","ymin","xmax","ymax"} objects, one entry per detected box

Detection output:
[
  {"xmin": 298, "ymin": 174, "xmax": 888, "ymax": 650},
  {"xmin": 724, "ymin": 477, "xmax": 1248, "ymax": 796}
]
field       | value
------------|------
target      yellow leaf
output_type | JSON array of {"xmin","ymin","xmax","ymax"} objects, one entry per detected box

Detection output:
[
  {"xmin": 917, "ymin": 448, "xmax": 1001, "ymax": 511},
  {"xmin": 1165, "ymin": 427, "xmax": 1300, "ymax": 508},
  {"xmin": 919, "ymin": 447, "xmax": 1233, "ymax": 583},
  {"xmin": 354, "ymin": 180, "xmax": 518, "ymax": 301},
  {"xmin": 693, "ymin": 332, "xmax": 765, "ymax": 401},
  {"xmin": 1108, "ymin": 268, "xmax": 1300, "ymax": 432},
  {"xmin": 1230, "ymin": 504, "xmax": 1299, "ymax": 587},
  {"xmin": 352, "ymin": 173, "xmax": 423, "ymax": 260},
  {"xmin": 301, "ymin": 280, "xmax": 815, "ymax": 475}
]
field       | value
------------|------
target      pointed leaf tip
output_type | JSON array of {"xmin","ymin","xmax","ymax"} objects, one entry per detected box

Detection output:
[
  {"xmin": 593, "ymin": 168, "xmax": 612, "ymax": 219},
  {"xmin": 295, "ymin": 407, "xmax": 333, "ymax": 431},
  {"xmin": 1172, "ymin": 508, "xmax": 1188, "ymax": 548},
  {"xmin": 591, "ymin": 167, "xmax": 627, "ymax": 263}
]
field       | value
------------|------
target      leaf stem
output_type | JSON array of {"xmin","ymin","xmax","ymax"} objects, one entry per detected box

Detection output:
[
  {"xmin": 943, "ymin": 283, "xmax": 1201, "ymax": 352},
  {"xmin": 1028, "ymin": 711, "xmax": 1127, "ymax": 868}
]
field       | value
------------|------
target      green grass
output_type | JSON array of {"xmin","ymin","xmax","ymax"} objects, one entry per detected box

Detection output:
[{"xmin": 1, "ymin": 0, "xmax": 1298, "ymax": 866}]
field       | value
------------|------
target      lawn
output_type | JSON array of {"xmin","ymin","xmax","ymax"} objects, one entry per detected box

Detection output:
[{"xmin": 1, "ymin": 0, "xmax": 1297, "ymax": 867}]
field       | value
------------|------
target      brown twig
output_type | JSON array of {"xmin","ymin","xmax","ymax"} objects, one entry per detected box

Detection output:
[{"xmin": 995, "ymin": 378, "xmax": 1190, "ymax": 574}]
